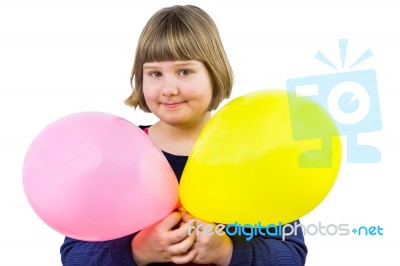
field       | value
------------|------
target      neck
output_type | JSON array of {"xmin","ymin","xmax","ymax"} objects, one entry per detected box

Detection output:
[
  {"xmin": 159, "ymin": 115, "xmax": 210, "ymax": 138},
  {"xmin": 149, "ymin": 113, "xmax": 212, "ymax": 156}
]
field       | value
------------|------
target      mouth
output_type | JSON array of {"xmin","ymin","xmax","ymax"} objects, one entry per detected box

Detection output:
[{"xmin": 162, "ymin": 102, "xmax": 185, "ymax": 109}]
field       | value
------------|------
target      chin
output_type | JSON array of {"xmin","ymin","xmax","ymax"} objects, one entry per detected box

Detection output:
[{"xmin": 164, "ymin": 117, "xmax": 192, "ymax": 127}]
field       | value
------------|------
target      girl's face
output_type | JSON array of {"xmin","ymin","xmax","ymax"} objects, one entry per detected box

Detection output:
[{"xmin": 142, "ymin": 60, "xmax": 213, "ymax": 127}]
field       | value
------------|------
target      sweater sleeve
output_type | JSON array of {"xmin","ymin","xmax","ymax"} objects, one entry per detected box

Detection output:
[
  {"xmin": 228, "ymin": 220, "xmax": 307, "ymax": 266},
  {"xmin": 60, "ymin": 233, "xmax": 138, "ymax": 266}
]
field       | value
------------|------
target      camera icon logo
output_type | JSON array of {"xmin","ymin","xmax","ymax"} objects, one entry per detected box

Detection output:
[{"xmin": 286, "ymin": 39, "xmax": 382, "ymax": 164}]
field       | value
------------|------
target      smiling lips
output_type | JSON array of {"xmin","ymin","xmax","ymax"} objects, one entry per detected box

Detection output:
[{"xmin": 162, "ymin": 101, "xmax": 185, "ymax": 109}]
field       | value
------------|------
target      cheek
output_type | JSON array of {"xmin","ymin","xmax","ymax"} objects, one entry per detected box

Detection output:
[
  {"xmin": 201, "ymin": 85, "xmax": 213, "ymax": 106},
  {"xmin": 189, "ymin": 80, "xmax": 213, "ymax": 102},
  {"xmin": 200, "ymin": 91, "xmax": 212, "ymax": 105},
  {"xmin": 142, "ymin": 88, "xmax": 150, "ymax": 100},
  {"xmin": 202, "ymin": 78, "xmax": 214, "ymax": 104},
  {"xmin": 142, "ymin": 89, "xmax": 157, "ymax": 112},
  {"xmin": 142, "ymin": 83, "xmax": 157, "ymax": 101}
]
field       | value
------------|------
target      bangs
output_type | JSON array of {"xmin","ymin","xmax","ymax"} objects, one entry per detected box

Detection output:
[{"xmin": 140, "ymin": 12, "xmax": 204, "ymax": 63}]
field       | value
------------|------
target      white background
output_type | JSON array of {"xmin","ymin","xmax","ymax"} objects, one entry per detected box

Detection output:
[{"xmin": 1, "ymin": 0, "xmax": 399, "ymax": 265}]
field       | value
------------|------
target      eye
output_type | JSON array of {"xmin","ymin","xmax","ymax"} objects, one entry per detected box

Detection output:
[
  {"xmin": 148, "ymin": 71, "xmax": 161, "ymax": 77},
  {"xmin": 178, "ymin": 69, "xmax": 192, "ymax": 76}
]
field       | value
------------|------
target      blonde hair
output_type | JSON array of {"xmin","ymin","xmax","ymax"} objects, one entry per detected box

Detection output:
[{"xmin": 125, "ymin": 5, "xmax": 233, "ymax": 112}]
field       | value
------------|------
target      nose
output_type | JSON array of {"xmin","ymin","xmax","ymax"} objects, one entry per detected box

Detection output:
[{"xmin": 161, "ymin": 75, "xmax": 179, "ymax": 96}]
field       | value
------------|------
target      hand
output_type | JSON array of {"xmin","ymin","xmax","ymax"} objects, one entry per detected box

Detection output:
[
  {"xmin": 180, "ymin": 209, "xmax": 233, "ymax": 266},
  {"xmin": 131, "ymin": 211, "xmax": 197, "ymax": 265}
]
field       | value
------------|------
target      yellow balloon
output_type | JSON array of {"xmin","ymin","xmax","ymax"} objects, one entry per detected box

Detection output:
[{"xmin": 180, "ymin": 89, "xmax": 342, "ymax": 225}]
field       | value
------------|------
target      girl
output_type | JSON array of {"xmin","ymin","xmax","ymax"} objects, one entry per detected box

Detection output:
[{"xmin": 61, "ymin": 5, "xmax": 307, "ymax": 265}]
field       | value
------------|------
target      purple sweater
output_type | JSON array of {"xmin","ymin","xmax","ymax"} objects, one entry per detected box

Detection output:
[{"xmin": 60, "ymin": 127, "xmax": 308, "ymax": 265}]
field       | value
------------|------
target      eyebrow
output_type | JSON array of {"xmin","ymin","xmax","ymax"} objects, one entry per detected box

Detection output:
[{"xmin": 143, "ymin": 61, "xmax": 199, "ymax": 69}]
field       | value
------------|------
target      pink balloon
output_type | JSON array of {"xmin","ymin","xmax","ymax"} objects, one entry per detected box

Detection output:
[{"xmin": 23, "ymin": 112, "xmax": 179, "ymax": 241}]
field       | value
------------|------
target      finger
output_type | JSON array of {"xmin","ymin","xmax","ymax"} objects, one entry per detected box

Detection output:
[
  {"xmin": 159, "ymin": 212, "xmax": 181, "ymax": 231},
  {"xmin": 179, "ymin": 209, "xmax": 193, "ymax": 222},
  {"xmin": 194, "ymin": 217, "xmax": 211, "ymax": 225},
  {"xmin": 170, "ymin": 218, "xmax": 197, "ymax": 243},
  {"xmin": 169, "ymin": 231, "xmax": 197, "ymax": 256},
  {"xmin": 170, "ymin": 249, "xmax": 198, "ymax": 265},
  {"xmin": 175, "ymin": 199, "xmax": 182, "ymax": 210}
]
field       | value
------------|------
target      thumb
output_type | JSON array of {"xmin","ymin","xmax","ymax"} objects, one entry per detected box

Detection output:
[{"xmin": 158, "ymin": 211, "xmax": 181, "ymax": 230}]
